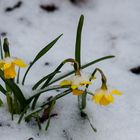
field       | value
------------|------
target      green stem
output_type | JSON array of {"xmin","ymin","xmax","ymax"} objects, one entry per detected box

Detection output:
[
  {"xmin": 79, "ymin": 92, "xmax": 89, "ymax": 111},
  {"xmin": 78, "ymin": 92, "xmax": 87, "ymax": 110}
]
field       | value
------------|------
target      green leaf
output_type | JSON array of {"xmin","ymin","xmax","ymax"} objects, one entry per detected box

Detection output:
[
  {"xmin": 75, "ymin": 15, "xmax": 84, "ymax": 68},
  {"xmin": 16, "ymin": 68, "xmax": 20, "ymax": 84},
  {"xmin": 35, "ymin": 58, "xmax": 75, "ymax": 89},
  {"xmin": 86, "ymin": 114, "xmax": 97, "ymax": 132},
  {"xmin": 32, "ymin": 71, "xmax": 60, "ymax": 90},
  {"xmin": 25, "ymin": 89, "xmax": 71, "ymax": 122},
  {"xmin": 25, "ymin": 107, "xmax": 42, "ymax": 122},
  {"xmin": 29, "ymin": 86, "xmax": 71, "ymax": 110},
  {"xmin": 18, "ymin": 106, "xmax": 29, "ymax": 124},
  {"xmin": 40, "ymin": 89, "xmax": 71, "ymax": 108},
  {"xmin": 3, "ymin": 38, "xmax": 10, "ymax": 57},
  {"xmin": 0, "ymin": 37, "xmax": 3, "ymax": 59},
  {"xmin": 0, "ymin": 84, "xmax": 6, "ymax": 95},
  {"xmin": 31, "ymin": 94, "xmax": 40, "ymax": 110},
  {"xmin": 75, "ymin": 15, "xmax": 84, "ymax": 110},
  {"xmin": 46, "ymin": 55, "xmax": 115, "ymax": 86},
  {"xmin": 45, "ymin": 100, "xmax": 56, "ymax": 131},
  {"xmin": 40, "ymin": 62, "xmax": 64, "ymax": 89},
  {"xmin": 6, "ymin": 92, "xmax": 13, "ymax": 113},
  {"xmin": 0, "ymin": 70, "xmax": 27, "ymax": 109},
  {"xmin": 22, "ymin": 34, "xmax": 63, "ymax": 85},
  {"xmin": 13, "ymin": 95, "xmax": 20, "ymax": 114},
  {"xmin": 0, "ymin": 98, "xmax": 3, "ymax": 107},
  {"xmin": 27, "ymin": 85, "xmax": 66, "ymax": 105},
  {"xmin": 81, "ymin": 111, "xmax": 97, "ymax": 132},
  {"xmin": 36, "ymin": 114, "xmax": 42, "ymax": 130}
]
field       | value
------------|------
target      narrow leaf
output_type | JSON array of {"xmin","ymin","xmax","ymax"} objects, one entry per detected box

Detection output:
[
  {"xmin": 18, "ymin": 106, "xmax": 29, "ymax": 124},
  {"xmin": 0, "ymin": 98, "xmax": 3, "ymax": 106},
  {"xmin": 86, "ymin": 114, "xmax": 97, "ymax": 132},
  {"xmin": 16, "ymin": 67, "xmax": 20, "ymax": 84},
  {"xmin": 32, "ymin": 71, "xmax": 60, "ymax": 90},
  {"xmin": 75, "ymin": 15, "xmax": 84, "ymax": 68},
  {"xmin": 81, "ymin": 111, "xmax": 97, "ymax": 132},
  {"xmin": 40, "ymin": 58, "xmax": 77, "ymax": 89},
  {"xmin": 22, "ymin": 34, "xmax": 63, "ymax": 85},
  {"xmin": 45, "ymin": 100, "xmax": 56, "ymax": 131},
  {"xmin": 40, "ymin": 62, "xmax": 64, "ymax": 89},
  {"xmin": 27, "ymin": 85, "xmax": 66, "ymax": 105},
  {"xmin": 0, "ymin": 84, "xmax": 6, "ymax": 95},
  {"xmin": 0, "ymin": 37, "xmax": 3, "ymax": 59},
  {"xmin": 26, "ymin": 89, "xmax": 71, "ymax": 119}
]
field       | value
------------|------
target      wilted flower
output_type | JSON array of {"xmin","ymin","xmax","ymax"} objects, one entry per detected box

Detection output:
[
  {"xmin": 92, "ymin": 88, "xmax": 122, "ymax": 106},
  {"xmin": 0, "ymin": 57, "xmax": 27, "ymax": 79}
]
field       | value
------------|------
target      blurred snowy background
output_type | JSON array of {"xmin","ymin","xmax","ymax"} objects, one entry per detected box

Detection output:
[{"xmin": 0, "ymin": 0, "xmax": 140, "ymax": 140}]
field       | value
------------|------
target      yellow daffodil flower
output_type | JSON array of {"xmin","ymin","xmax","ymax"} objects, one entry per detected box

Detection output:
[
  {"xmin": 60, "ymin": 74, "xmax": 92, "ymax": 95},
  {"xmin": 92, "ymin": 88, "xmax": 122, "ymax": 106},
  {"xmin": 0, "ymin": 57, "xmax": 27, "ymax": 79}
]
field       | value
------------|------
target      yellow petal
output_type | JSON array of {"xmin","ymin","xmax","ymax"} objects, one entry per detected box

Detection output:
[
  {"xmin": 80, "ymin": 81, "xmax": 92, "ymax": 86},
  {"xmin": 3, "ymin": 63, "xmax": 12, "ymax": 70},
  {"xmin": 71, "ymin": 85, "xmax": 78, "ymax": 90},
  {"xmin": 92, "ymin": 93, "xmax": 103, "ymax": 103},
  {"xmin": 105, "ymin": 94, "xmax": 114, "ymax": 103},
  {"xmin": 72, "ymin": 89, "xmax": 84, "ymax": 95},
  {"xmin": 60, "ymin": 80, "xmax": 72, "ymax": 87},
  {"xmin": 112, "ymin": 89, "xmax": 122, "ymax": 95},
  {"xmin": 13, "ymin": 59, "xmax": 27, "ymax": 67},
  {"xmin": 4, "ymin": 64, "xmax": 16, "ymax": 79}
]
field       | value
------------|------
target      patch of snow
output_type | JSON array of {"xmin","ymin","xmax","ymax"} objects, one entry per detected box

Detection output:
[{"xmin": 0, "ymin": 0, "xmax": 140, "ymax": 140}]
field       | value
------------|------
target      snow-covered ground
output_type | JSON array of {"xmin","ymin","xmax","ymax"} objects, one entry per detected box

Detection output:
[{"xmin": 0, "ymin": 0, "xmax": 140, "ymax": 140}]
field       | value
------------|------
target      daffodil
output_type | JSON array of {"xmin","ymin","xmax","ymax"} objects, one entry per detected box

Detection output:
[
  {"xmin": 92, "ymin": 88, "xmax": 122, "ymax": 106},
  {"xmin": 0, "ymin": 57, "xmax": 27, "ymax": 79},
  {"xmin": 60, "ymin": 74, "xmax": 92, "ymax": 95}
]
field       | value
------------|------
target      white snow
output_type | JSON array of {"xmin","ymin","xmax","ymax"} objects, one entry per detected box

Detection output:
[{"xmin": 0, "ymin": 0, "xmax": 140, "ymax": 140}]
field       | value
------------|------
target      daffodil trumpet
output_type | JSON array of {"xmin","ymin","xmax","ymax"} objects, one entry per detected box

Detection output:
[{"xmin": 92, "ymin": 88, "xmax": 122, "ymax": 106}]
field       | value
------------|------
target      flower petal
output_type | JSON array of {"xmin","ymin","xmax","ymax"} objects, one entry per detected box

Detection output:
[
  {"xmin": 80, "ymin": 81, "xmax": 92, "ymax": 86},
  {"xmin": 13, "ymin": 59, "xmax": 27, "ymax": 67},
  {"xmin": 93, "ymin": 93, "xmax": 103, "ymax": 104},
  {"xmin": 105, "ymin": 94, "xmax": 114, "ymax": 103},
  {"xmin": 72, "ymin": 89, "xmax": 84, "ymax": 95},
  {"xmin": 3, "ymin": 63, "xmax": 12, "ymax": 70},
  {"xmin": 112, "ymin": 89, "xmax": 122, "ymax": 95},
  {"xmin": 60, "ymin": 80, "xmax": 72, "ymax": 87},
  {"xmin": 71, "ymin": 85, "xmax": 78, "ymax": 90}
]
